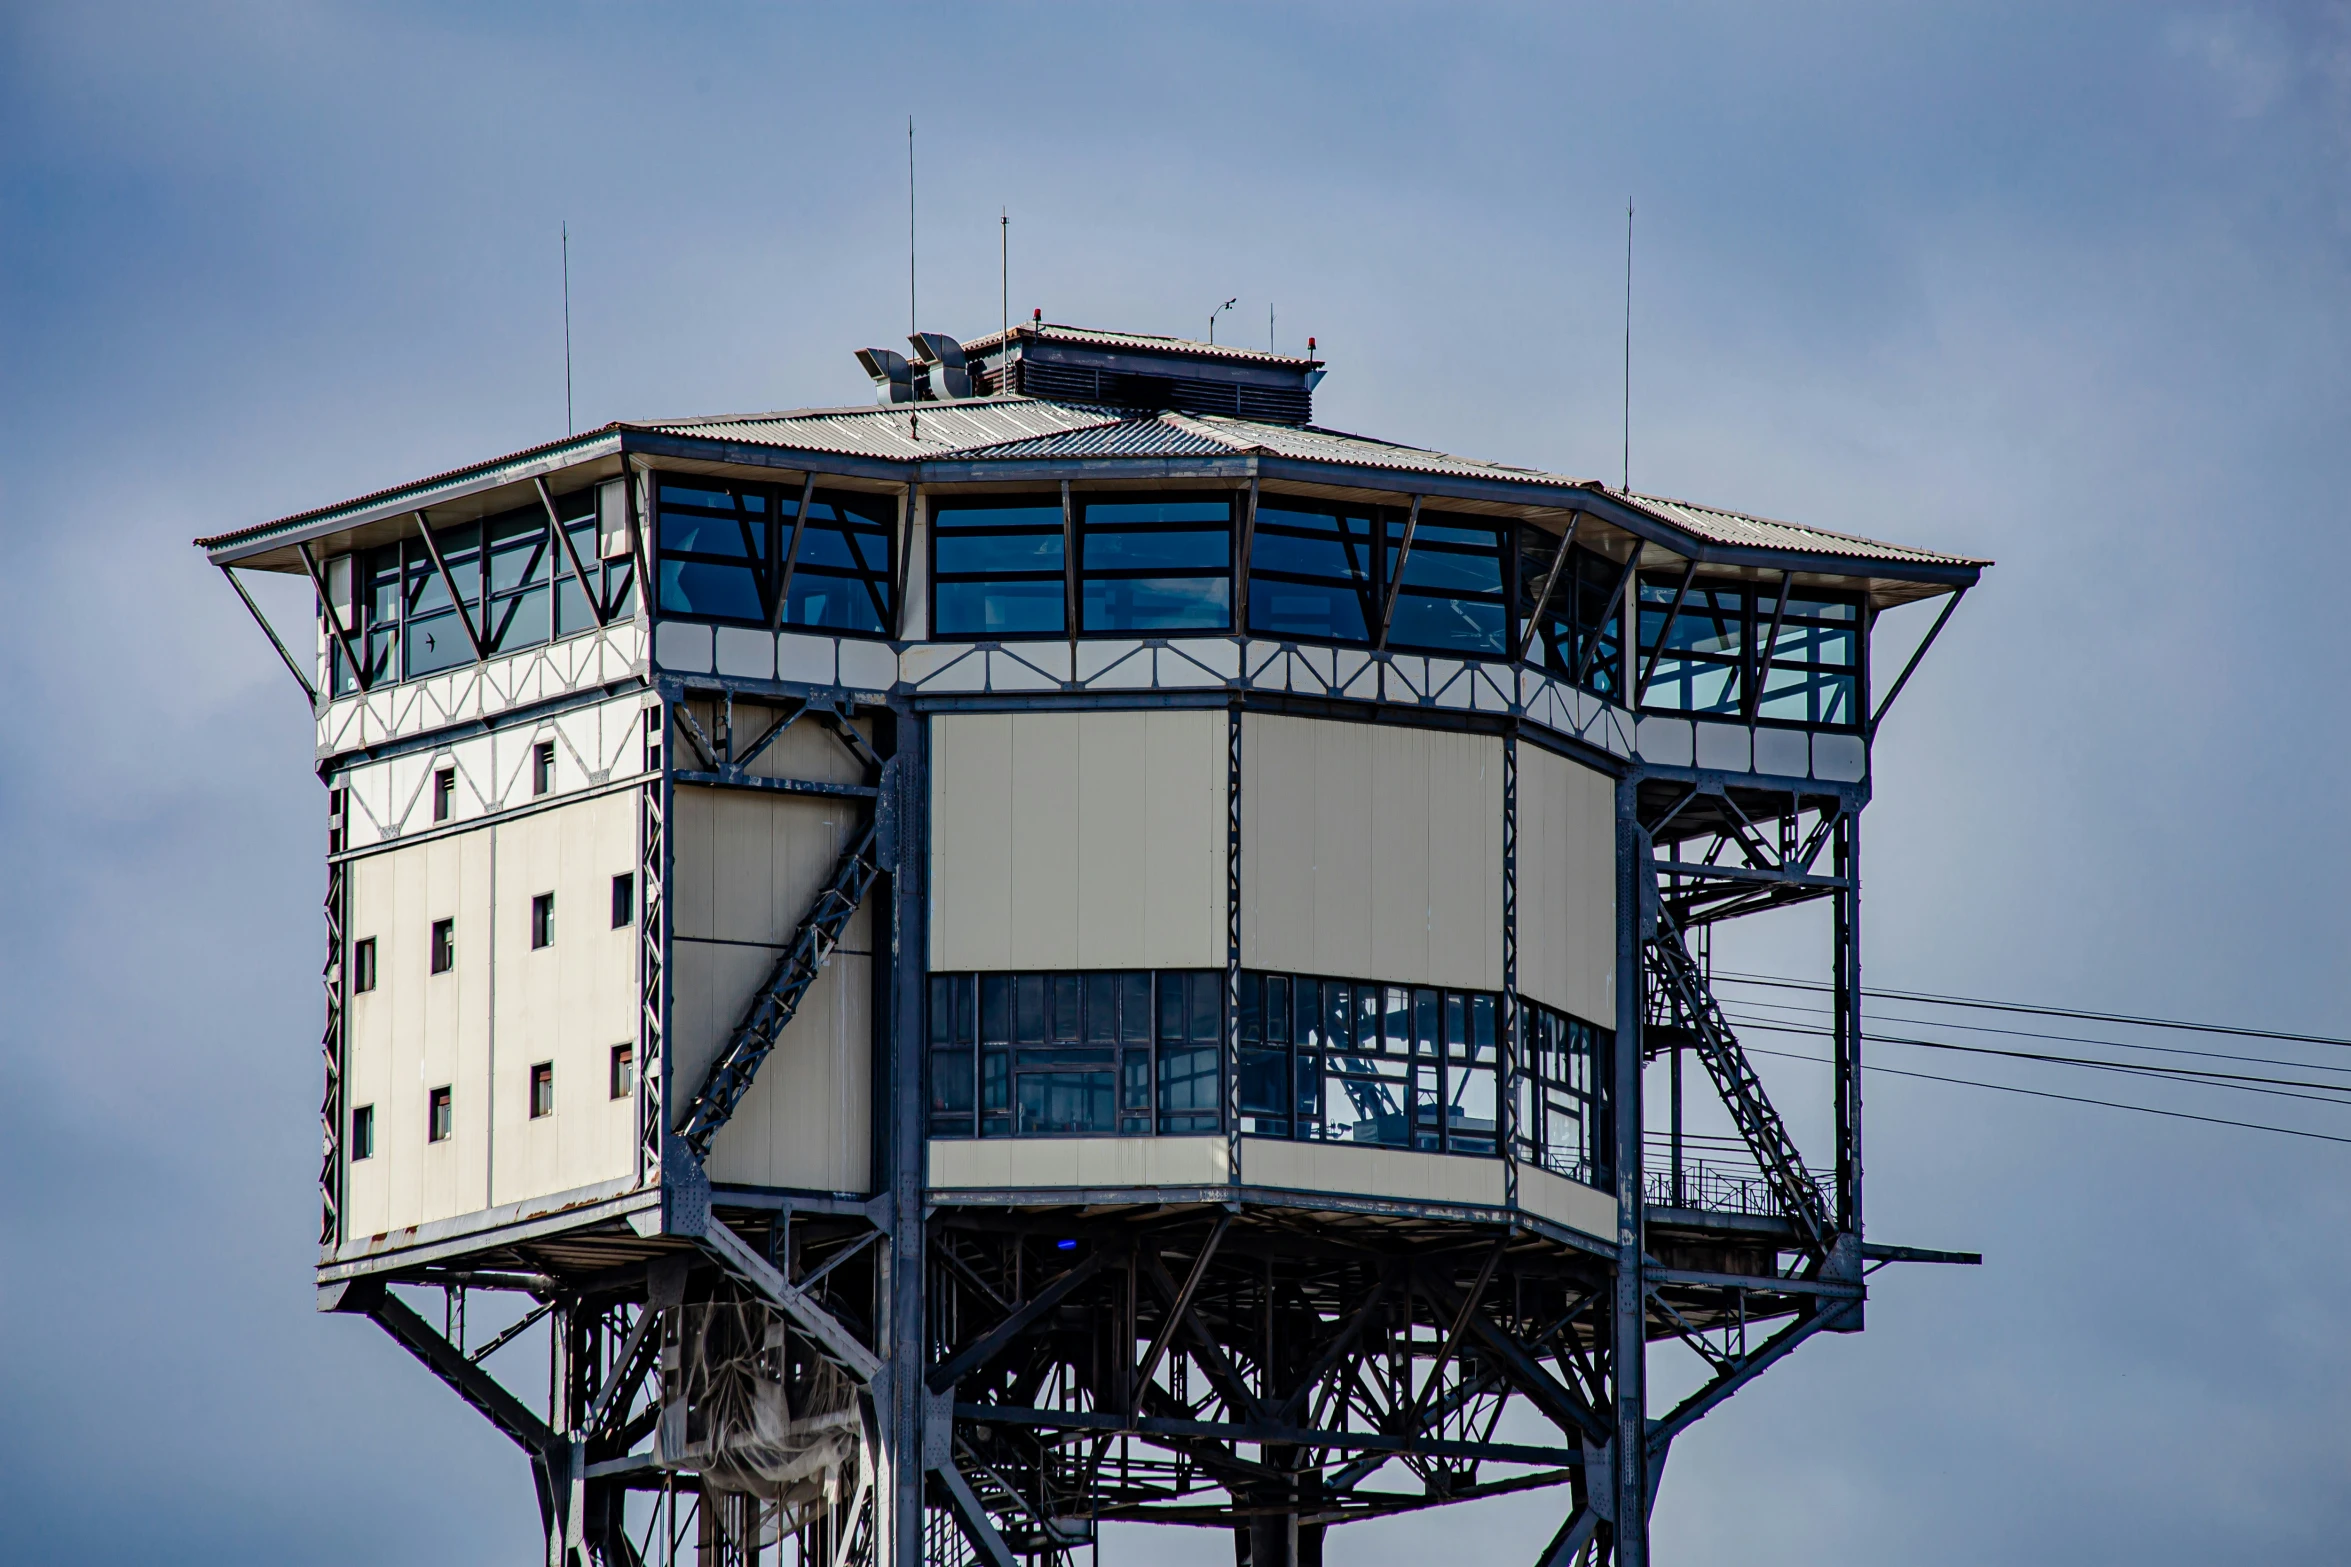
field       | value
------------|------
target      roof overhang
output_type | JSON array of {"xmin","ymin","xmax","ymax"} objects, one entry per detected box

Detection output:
[{"xmin": 203, "ymin": 421, "xmax": 1984, "ymax": 607}]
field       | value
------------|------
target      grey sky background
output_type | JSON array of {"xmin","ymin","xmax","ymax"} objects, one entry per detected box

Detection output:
[{"xmin": 4, "ymin": 3, "xmax": 2349, "ymax": 1561}]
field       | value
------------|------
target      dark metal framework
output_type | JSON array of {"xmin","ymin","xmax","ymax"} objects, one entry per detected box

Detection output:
[{"xmin": 224, "ymin": 424, "xmax": 1982, "ymax": 1567}]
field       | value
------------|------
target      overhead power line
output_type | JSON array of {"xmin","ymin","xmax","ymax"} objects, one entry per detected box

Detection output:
[
  {"xmin": 1719, "ymin": 991, "xmax": 2351, "ymax": 1078},
  {"xmin": 1744, "ymin": 1044, "xmax": 2351, "ymax": 1148},
  {"xmin": 1724, "ymin": 1014, "xmax": 2351, "ymax": 1110},
  {"xmin": 1713, "ymin": 970, "xmax": 2351, "ymax": 1051}
]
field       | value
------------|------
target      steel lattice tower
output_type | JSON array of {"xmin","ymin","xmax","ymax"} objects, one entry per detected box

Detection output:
[{"xmin": 203, "ymin": 321, "xmax": 1983, "ymax": 1566}]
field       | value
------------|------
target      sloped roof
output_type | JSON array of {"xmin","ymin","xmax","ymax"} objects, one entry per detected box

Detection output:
[{"xmin": 201, "ymin": 394, "xmax": 1985, "ymax": 583}]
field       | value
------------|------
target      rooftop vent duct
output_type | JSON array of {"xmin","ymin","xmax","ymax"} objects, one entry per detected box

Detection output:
[
  {"xmin": 906, "ymin": 332, "xmax": 972, "ymax": 399},
  {"xmin": 854, "ymin": 347, "xmax": 914, "ymax": 405}
]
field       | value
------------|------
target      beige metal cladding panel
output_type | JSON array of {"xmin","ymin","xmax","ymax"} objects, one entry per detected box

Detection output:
[
  {"xmin": 347, "ymin": 827, "xmax": 494, "ymax": 1238},
  {"xmin": 487, "ymin": 794, "xmax": 639, "ymax": 1211},
  {"xmin": 930, "ymin": 710, "xmax": 1225, "ymax": 973},
  {"xmin": 704, "ymin": 924, "xmax": 874, "ymax": 1194},
  {"xmin": 1516, "ymin": 744, "xmax": 1617, "ymax": 1024},
  {"xmin": 670, "ymin": 788, "xmax": 873, "ymax": 1191},
  {"xmin": 929, "ymin": 713, "xmax": 1015, "ymax": 970},
  {"xmin": 1242, "ymin": 714, "xmax": 1502, "ymax": 991}
]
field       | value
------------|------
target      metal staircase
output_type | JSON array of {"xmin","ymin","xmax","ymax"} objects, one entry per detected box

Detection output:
[{"xmin": 1645, "ymin": 923, "xmax": 1835, "ymax": 1256}]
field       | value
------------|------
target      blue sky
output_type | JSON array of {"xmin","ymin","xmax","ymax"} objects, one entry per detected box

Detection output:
[{"xmin": 5, "ymin": 3, "xmax": 2350, "ymax": 1562}]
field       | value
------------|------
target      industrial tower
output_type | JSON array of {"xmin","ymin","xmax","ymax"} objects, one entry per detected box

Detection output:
[{"xmin": 201, "ymin": 321, "xmax": 1983, "ymax": 1566}]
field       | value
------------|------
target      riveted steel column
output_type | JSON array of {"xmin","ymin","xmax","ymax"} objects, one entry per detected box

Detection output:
[
  {"xmin": 1611, "ymin": 773, "xmax": 1649, "ymax": 1564},
  {"xmin": 1502, "ymin": 730, "xmax": 1519, "ymax": 1209},
  {"xmin": 880, "ymin": 708, "xmax": 930, "ymax": 1567},
  {"xmin": 1226, "ymin": 701, "xmax": 1244, "ymax": 1184}
]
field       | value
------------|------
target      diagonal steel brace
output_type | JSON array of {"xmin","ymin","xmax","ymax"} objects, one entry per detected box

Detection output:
[{"xmin": 676, "ymin": 813, "xmax": 884, "ymax": 1160}]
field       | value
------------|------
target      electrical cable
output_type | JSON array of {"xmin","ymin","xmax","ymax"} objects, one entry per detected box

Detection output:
[
  {"xmin": 1712, "ymin": 969, "xmax": 2351, "ymax": 1051},
  {"xmin": 1742, "ymin": 1043, "xmax": 2351, "ymax": 1147},
  {"xmin": 1714, "ymin": 991, "xmax": 2351, "ymax": 1079},
  {"xmin": 1723, "ymin": 1014, "xmax": 2351, "ymax": 1110}
]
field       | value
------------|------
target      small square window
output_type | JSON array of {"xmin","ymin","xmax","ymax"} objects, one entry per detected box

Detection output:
[
  {"xmin": 433, "ymin": 767, "xmax": 455, "ymax": 823},
  {"xmin": 531, "ymin": 892, "xmax": 555, "ymax": 949},
  {"xmin": 427, "ymin": 1086, "xmax": 452, "ymax": 1143},
  {"xmin": 610, "ymin": 1042, "xmax": 634, "ymax": 1099},
  {"xmin": 529, "ymin": 1062, "xmax": 554, "ymax": 1119},
  {"xmin": 612, "ymin": 872, "xmax": 634, "ymax": 929},
  {"xmin": 430, "ymin": 918, "xmax": 455, "ymax": 974},
  {"xmin": 350, "ymin": 1104, "xmax": 375, "ymax": 1160},
  {"xmin": 352, "ymin": 937, "xmax": 377, "ymax": 993},
  {"xmin": 533, "ymin": 740, "xmax": 555, "ymax": 797}
]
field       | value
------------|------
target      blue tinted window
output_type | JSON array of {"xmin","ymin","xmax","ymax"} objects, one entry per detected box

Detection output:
[
  {"xmin": 1385, "ymin": 513, "xmax": 1508, "ymax": 658},
  {"xmin": 779, "ymin": 491, "xmax": 893, "ymax": 635},
  {"xmin": 931, "ymin": 498, "xmax": 1066, "ymax": 638},
  {"xmin": 1248, "ymin": 504, "xmax": 1376, "ymax": 643},
  {"xmin": 1077, "ymin": 496, "xmax": 1232, "ymax": 635}
]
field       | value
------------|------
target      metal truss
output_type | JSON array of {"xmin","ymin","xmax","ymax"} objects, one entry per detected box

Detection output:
[
  {"xmin": 320, "ymin": 788, "xmax": 348, "ymax": 1247},
  {"xmin": 920, "ymin": 1210, "xmax": 1622, "ymax": 1564},
  {"xmin": 669, "ymin": 689, "xmax": 891, "ymax": 1166}
]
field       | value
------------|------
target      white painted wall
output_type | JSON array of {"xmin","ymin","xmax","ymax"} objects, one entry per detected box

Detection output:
[
  {"xmin": 1514, "ymin": 742, "xmax": 1618, "ymax": 1026},
  {"xmin": 1240, "ymin": 712, "xmax": 1504, "ymax": 991},
  {"xmin": 342, "ymin": 789, "xmax": 637, "ymax": 1239},
  {"xmin": 929, "ymin": 708, "xmax": 1226, "ymax": 973},
  {"xmin": 674, "ymin": 706, "xmax": 880, "ymax": 1194}
]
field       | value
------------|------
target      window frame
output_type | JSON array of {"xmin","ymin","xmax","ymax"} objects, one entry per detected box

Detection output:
[
  {"xmin": 427, "ymin": 1085, "xmax": 453, "ymax": 1143},
  {"xmin": 1074, "ymin": 492, "xmax": 1235, "ymax": 637},
  {"xmin": 351, "ymin": 936, "xmax": 377, "ymax": 994},
  {"xmin": 610, "ymin": 1043, "xmax": 634, "ymax": 1100},
  {"xmin": 429, "ymin": 917, "xmax": 455, "ymax": 975},
  {"xmin": 927, "ymin": 492, "xmax": 1069, "ymax": 641},
  {"xmin": 335, "ymin": 489, "xmax": 634, "ymax": 694},
  {"xmin": 350, "ymin": 1103, "xmax": 375, "ymax": 1161},
  {"xmin": 653, "ymin": 476, "xmax": 895, "ymax": 637},
  {"xmin": 611, "ymin": 873, "xmax": 634, "ymax": 929},
  {"xmin": 529, "ymin": 1061, "xmax": 554, "ymax": 1120},
  {"xmin": 532, "ymin": 740, "xmax": 555, "ymax": 796},
  {"xmin": 530, "ymin": 892, "xmax": 555, "ymax": 950}
]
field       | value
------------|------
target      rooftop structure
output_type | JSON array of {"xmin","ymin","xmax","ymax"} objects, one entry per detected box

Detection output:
[{"xmin": 203, "ymin": 322, "xmax": 1985, "ymax": 1567}]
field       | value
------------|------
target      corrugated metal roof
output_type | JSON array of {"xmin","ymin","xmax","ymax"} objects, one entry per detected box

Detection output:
[
  {"xmin": 958, "ymin": 321, "xmax": 1320, "ymax": 369},
  {"xmin": 206, "ymin": 390, "xmax": 1985, "ymax": 579},
  {"xmin": 652, "ymin": 400, "xmax": 1984, "ymax": 570},
  {"xmin": 951, "ymin": 416, "xmax": 1243, "ymax": 460},
  {"xmin": 1611, "ymin": 492, "xmax": 1973, "ymax": 569},
  {"xmin": 646, "ymin": 397, "xmax": 1125, "ymax": 462}
]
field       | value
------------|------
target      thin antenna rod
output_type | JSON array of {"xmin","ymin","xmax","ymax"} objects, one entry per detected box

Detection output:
[
  {"xmin": 907, "ymin": 119, "xmax": 917, "ymax": 339},
  {"xmin": 907, "ymin": 118, "xmax": 917, "ymax": 439},
  {"xmin": 562, "ymin": 221, "xmax": 573, "ymax": 436},
  {"xmin": 1269, "ymin": 302, "xmax": 1275, "ymax": 354},
  {"xmin": 1000, "ymin": 207, "xmax": 1008, "ymax": 383},
  {"xmin": 1622, "ymin": 201, "xmax": 1633, "ymax": 493}
]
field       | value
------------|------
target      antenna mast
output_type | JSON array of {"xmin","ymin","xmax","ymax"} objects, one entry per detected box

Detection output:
[
  {"xmin": 562, "ymin": 221, "xmax": 573, "ymax": 436},
  {"xmin": 1622, "ymin": 201, "xmax": 1633, "ymax": 493},
  {"xmin": 1001, "ymin": 207, "xmax": 1009, "ymax": 383}
]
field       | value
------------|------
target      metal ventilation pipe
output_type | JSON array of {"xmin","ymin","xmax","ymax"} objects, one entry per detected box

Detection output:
[
  {"xmin": 854, "ymin": 347, "xmax": 915, "ymax": 404},
  {"xmin": 907, "ymin": 332, "xmax": 972, "ymax": 400}
]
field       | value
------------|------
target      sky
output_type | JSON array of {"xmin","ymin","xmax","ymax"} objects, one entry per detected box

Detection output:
[{"xmin": 4, "ymin": 2, "xmax": 2350, "ymax": 1562}]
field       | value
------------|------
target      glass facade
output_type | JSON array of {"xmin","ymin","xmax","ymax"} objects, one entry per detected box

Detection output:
[
  {"xmin": 1634, "ymin": 575, "xmax": 1862, "ymax": 727},
  {"xmin": 927, "ymin": 967, "xmax": 1612, "ymax": 1180},
  {"xmin": 333, "ymin": 491, "xmax": 636, "ymax": 694},
  {"xmin": 655, "ymin": 478, "xmax": 893, "ymax": 635},
  {"xmin": 930, "ymin": 497, "xmax": 1067, "ymax": 638}
]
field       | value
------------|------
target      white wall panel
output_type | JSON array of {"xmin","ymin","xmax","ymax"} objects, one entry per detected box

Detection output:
[
  {"xmin": 1516, "ymin": 743, "xmax": 1616, "ymax": 1025},
  {"xmin": 1242, "ymin": 713, "xmax": 1501, "ymax": 991},
  {"xmin": 671, "ymin": 782, "xmax": 874, "ymax": 1194},
  {"xmin": 929, "ymin": 710, "xmax": 1225, "ymax": 973}
]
